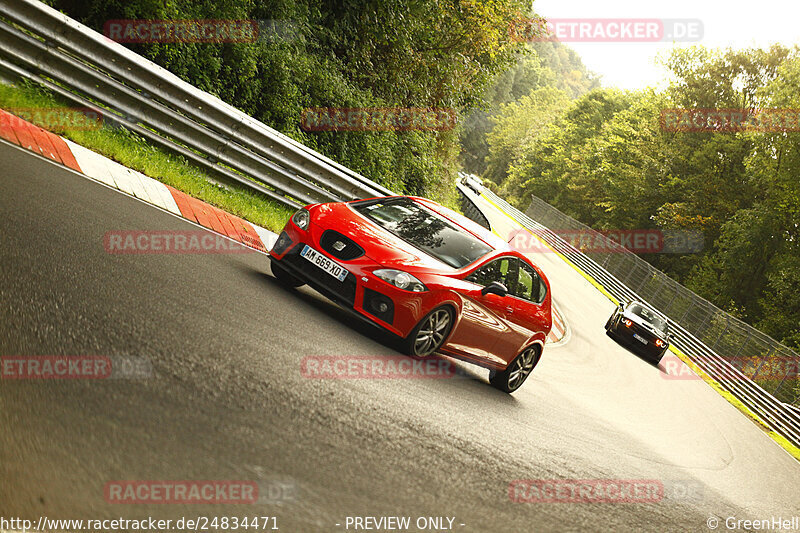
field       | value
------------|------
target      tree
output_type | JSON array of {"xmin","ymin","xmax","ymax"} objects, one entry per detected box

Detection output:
[{"xmin": 484, "ymin": 86, "xmax": 570, "ymax": 184}]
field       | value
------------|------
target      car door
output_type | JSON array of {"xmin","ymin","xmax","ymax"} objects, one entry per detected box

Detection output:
[
  {"xmin": 446, "ymin": 256, "xmax": 520, "ymax": 368},
  {"xmin": 504, "ymin": 259, "xmax": 550, "ymax": 361}
]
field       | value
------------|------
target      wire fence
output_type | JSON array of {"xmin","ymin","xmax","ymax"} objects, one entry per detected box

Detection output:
[{"xmin": 524, "ymin": 194, "xmax": 799, "ymax": 407}]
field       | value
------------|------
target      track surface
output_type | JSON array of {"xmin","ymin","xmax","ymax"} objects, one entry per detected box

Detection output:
[{"xmin": 1, "ymin": 140, "xmax": 799, "ymax": 532}]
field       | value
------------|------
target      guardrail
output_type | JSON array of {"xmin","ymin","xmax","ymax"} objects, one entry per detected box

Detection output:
[
  {"xmin": 0, "ymin": 0, "xmax": 394, "ymax": 209},
  {"xmin": 471, "ymin": 186, "xmax": 800, "ymax": 448},
  {"xmin": 456, "ymin": 174, "xmax": 490, "ymax": 230}
]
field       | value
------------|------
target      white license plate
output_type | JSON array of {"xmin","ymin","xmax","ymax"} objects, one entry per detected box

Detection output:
[
  {"xmin": 633, "ymin": 333, "xmax": 648, "ymax": 344},
  {"xmin": 300, "ymin": 245, "xmax": 348, "ymax": 282}
]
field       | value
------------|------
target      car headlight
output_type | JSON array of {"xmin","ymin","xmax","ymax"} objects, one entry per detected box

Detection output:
[
  {"xmin": 291, "ymin": 208, "xmax": 310, "ymax": 230},
  {"xmin": 373, "ymin": 269, "xmax": 427, "ymax": 292}
]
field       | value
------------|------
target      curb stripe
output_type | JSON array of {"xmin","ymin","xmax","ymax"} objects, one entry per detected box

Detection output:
[
  {"xmin": 10, "ymin": 118, "xmax": 37, "ymax": 151},
  {"xmin": 0, "ymin": 107, "xmax": 273, "ymax": 255},
  {"xmin": 49, "ymin": 134, "xmax": 81, "ymax": 172},
  {"xmin": 0, "ymin": 110, "xmax": 20, "ymax": 144},
  {"xmin": 150, "ymin": 181, "xmax": 182, "ymax": 216},
  {"xmin": 213, "ymin": 209, "xmax": 240, "ymax": 241},
  {"xmin": 166, "ymin": 186, "xmax": 199, "ymax": 223},
  {"xmin": 546, "ymin": 307, "xmax": 566, "ymax": 344},
  {"xmin": 28, "ymin": 125, "xmax": 61, "ymax": 163},
  {"xmin": 66, "ymin": 139, "xmax": 116, "ymax": 188}
]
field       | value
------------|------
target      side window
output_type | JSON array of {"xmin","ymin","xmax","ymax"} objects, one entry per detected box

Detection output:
[
  {"xmin": 515, "ymin": 261, "xmax": 546, "ymax": 304},
  {"xmin": 467, "ymin": 257, "xmax": 517, "ymax": 292}
]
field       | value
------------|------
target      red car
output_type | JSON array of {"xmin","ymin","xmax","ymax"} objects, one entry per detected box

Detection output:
[{"xmin": 269, "ymin": 196, "xmax": 552, "ymax": 392}]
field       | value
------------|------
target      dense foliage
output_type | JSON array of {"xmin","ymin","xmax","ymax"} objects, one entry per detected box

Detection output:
[
  {"xmin": 43, "ymin": 0, "xmax": 532, "ymax": 206},
  {"xmin": 496, "ymin": 45, "xmax": 800, "ymax": 351},
  {"xmin": 459, "ymin": 41, "xmax": 599, "ymax": 178}
]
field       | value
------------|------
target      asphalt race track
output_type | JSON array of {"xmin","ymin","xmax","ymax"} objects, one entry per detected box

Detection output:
[{"xmin": 1, "ymin": 140, "xmax": 799, "ymax": 532}]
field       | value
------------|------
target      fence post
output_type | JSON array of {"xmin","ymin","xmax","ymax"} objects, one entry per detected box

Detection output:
[{"xmin": 751, "ymin": 346, "xmax": 775, "ymax": 381}]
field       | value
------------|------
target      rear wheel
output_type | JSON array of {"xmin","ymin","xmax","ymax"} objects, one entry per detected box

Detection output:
[
  {"xmin": 403, "ymin": 307, "xmax": 454, "ymax": 357},
  {"xmin": 490, "ymin": 345, "xmax": 540, "ymax": 393},
  {"xmin": 270, "ymin": 260, "xmax": 305, "ymax": 288}
]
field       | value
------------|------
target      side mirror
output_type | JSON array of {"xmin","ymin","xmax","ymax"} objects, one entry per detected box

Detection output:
[
  {"xmin": 481, "ymin": 281, "xmax": 508, "ymax": 297},
  {"xmin": 618, "ymin": 302, "xmax": 625, "ymax": 311}
]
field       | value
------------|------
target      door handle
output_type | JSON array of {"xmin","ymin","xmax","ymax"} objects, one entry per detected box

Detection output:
[{"xmin": 506, "ymin": 306, "xmax": 514, "ymax": 314}]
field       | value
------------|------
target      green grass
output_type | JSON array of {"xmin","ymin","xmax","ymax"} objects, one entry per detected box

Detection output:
[{"xmin": 0, "ymin": 81, "xmax": 293, "ymax": 232}]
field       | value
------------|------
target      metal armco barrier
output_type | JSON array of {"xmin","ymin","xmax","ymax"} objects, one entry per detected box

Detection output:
[
  {"xmin": 457, "ymin": 191, "xmax": 490, "ymax": 231},
  {"xmin": 0, "ymin": 0, "xmax": 394, "ymax": 208},
  {"xmin": 470, "ymin": 187, "xmax": 799, "ymax": 448}
]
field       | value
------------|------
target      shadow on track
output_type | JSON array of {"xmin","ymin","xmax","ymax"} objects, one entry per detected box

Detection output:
[{"xmin": 246, "ymin": 265, "xmax": 524, "ymax": 405}]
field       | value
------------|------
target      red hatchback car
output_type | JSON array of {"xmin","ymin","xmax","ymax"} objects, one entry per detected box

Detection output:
[{"xmin": 269, "ymin": 196, "xmax": 552, "ymax": 392}]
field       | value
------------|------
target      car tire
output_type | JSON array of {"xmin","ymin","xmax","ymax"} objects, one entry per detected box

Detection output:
[
  {"xmin": 489, "ymin": 345, "xmax": 540, "ymax": 393},
  {"xmin": 270, "ymin": 260, "xmax": 305, "ymax": 288},
  {"xmin": 403, "ymin": 306, "xmax": 454, "ymax": 358}
]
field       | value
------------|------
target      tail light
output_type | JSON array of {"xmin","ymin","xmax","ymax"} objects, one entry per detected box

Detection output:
[
  {"xmin": 655, "ymin": 338, "xmax": 666, "ymax": 348},
  {"xmin": 622, "ymin": 319, "xmax": 633, "ymax": 327}
]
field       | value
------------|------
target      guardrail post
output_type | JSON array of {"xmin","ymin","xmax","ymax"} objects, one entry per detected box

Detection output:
[
  {"xmin": 663, "ymin": 283, "xmax": 680, "ymax": 315},
  {"xmin": 711, "ymin": 319, "xmax": 731, "ymax": 350},
  {"xmin": 751, "ymin": 347, "xmax": 775, "ymax": 381}
]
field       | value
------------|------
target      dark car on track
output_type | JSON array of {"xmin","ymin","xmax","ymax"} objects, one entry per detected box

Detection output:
[
  {"xmin": 605, "ymin": 301, "xmax": 671, "ymax": 363},
  {"xmin": 269, "ymin": 195, "xmax": 552, "ymax": 393}
]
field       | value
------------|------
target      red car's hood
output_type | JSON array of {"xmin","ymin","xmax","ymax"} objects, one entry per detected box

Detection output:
[{"xmin": 310, "ymin": 202, "xmax": 463, "ymax": 273}]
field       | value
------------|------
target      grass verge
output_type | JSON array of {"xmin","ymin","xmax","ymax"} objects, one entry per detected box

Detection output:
[{"xmin": 0, "ymin": 81, "xmax": 294, "ymax": 232}]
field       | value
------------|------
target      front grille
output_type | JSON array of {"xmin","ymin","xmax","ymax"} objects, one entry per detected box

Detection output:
[
  {"xmin": 281, "ymin": 245, "xmax": 357, "ymax": 307},
  {"xmin": 319, "ymin": 230, "xmax": 365, "ymax": 261}
]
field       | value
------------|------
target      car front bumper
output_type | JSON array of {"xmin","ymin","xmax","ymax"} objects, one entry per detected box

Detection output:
[{"xmin": 269, "ymin": 221, "xmax": 444, "ymax": 339}]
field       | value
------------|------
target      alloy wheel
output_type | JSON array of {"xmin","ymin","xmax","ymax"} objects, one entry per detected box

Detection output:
[{"xmin": 413, "ymin": 309, "xmax": 452, "ymax": 356}]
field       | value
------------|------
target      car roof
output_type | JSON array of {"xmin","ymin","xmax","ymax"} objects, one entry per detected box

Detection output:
[{"xmin": 626, "ymin": 301, "xmax": 668, "ymax": 321}]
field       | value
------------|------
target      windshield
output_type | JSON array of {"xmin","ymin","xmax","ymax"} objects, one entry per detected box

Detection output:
[
  {"xmin": 629, "ymin": 304, "xmax": 668, "ymax": 333},
  {"xmin": 353, "ymin": 197, "xmax": 492, "ymax": 268}
]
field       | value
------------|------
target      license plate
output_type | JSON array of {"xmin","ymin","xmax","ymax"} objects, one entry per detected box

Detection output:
[
  {"xmin": 300, "ymin": 245, "xmax": 348, "ymax": 282},
  {"xmin": 633, "ymin": 333, "xmax": 648, "ymax": 344}
]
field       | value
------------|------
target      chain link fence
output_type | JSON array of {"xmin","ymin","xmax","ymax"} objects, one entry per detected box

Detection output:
[{"xmin": 525, "ymin": 194, "xmax": 799, "ymax": 407}]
